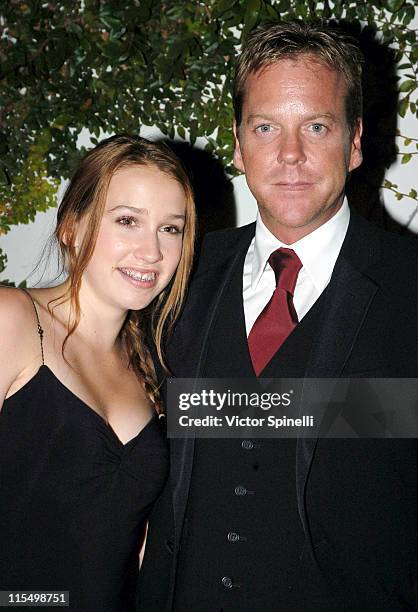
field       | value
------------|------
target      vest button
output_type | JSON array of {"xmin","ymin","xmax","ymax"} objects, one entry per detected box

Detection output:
[
  {"xmin": 227, "ymin": 531, "xmax": 240, "ymax": 542},
  {"xmin": 242, "ymin": 439, "xmax": 254, "ymax": 450},
  {"xmin": 234, "ymin": 485, "xmax": 247, "ymax": 496},
  {"xmin": 221, "ymin": 576, "xmax": 233, "ymax": 589}
]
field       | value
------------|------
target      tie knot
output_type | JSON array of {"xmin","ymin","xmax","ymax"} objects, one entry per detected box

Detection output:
[{"xmin": 268, "ymin": 248, "xmax": 302, "ymax": 295}]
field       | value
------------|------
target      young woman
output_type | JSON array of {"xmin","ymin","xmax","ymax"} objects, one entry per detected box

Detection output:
[{"xmin": 0, "ymin": 135, "xmax": 195, "ymax": 611}]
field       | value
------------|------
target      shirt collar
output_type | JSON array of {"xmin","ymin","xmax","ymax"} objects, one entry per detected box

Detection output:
[{"xmin": 251, "ymin": 198, "xmax": 350, "ymax": 292}]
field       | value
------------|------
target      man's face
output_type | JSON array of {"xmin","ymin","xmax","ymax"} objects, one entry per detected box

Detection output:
[{"xmin": 233, "ymin": 55, "xmax": 362, "ymax": 244}]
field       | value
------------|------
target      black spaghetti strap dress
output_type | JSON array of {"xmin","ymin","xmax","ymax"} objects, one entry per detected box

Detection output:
[{"xmin": 0, "ymin": 292, "xmax": 168, "ymax": 611}]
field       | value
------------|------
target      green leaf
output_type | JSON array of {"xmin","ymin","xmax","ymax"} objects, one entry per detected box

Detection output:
[
  {"xmin": 213, "ymin": 0, "xmax": 238, "ymax": 15},
  {"xmin": 102, "ymin": 40, "xmax": 123, "ymax": 59},
  {"xmin": 67, "ymin": 22, "xmax": 83, "ymax": 36},
  {"xmin": 242, "ymin": 0, "xmax": 261, "ymax": 38},
  {"xmin": 403, "ymin": 4, "xmax": 415, "ymax": 24},
  {"xmin": 189, "ymin": 120, "xmax": 198, "ymax": 145},
  {"xmin": 265, "ymin": 4, "xmax": 279, "ymax": 19},
  {"xmin": 408, "ymin": 189, "xmax": 417, "ymax": 199},
  {"xmin": 399, "ymin": 79, "xmax": 416, "ymax": 93},
  {"xmin": 385, "ymin": 0, "xmax": 405, "ymax": 12},
  {"xmin": 401, "ymin": 153, "xmax": 412, "ymax": 164},
  {"xmin": 277, "ymin": 0, "xmax": 290, "ymax": 12},
  {"xmin": 406, "ymin": 30, "xmax": 416, "ymax": 45},
  {"xmin": 398, "ymin": 97, "xmax": 409, "ymax": 117}
]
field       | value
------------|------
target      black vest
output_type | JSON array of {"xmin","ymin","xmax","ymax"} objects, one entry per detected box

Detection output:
[{"xmin": 173, "ymin": 257, "xmax": 336, "ymax": 611}]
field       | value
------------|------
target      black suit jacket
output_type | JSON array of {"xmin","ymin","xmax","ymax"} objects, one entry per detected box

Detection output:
[{"xmin": 138, "ymin": 210, "xmax": 418, "ymax": 611}]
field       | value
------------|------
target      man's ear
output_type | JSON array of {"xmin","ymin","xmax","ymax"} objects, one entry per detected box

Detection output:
[
  {"xmin": 348, "ymin": 118, "xmax": 363, "ymax": 172},
  {"xmin": 233, "ymin": 121, "xmax": 245, "ymax": 173}
]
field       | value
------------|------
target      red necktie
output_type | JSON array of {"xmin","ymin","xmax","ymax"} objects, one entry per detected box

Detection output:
[{"xmin": 248, "ymin": 248, "xmax": 302, "ymax": 376}]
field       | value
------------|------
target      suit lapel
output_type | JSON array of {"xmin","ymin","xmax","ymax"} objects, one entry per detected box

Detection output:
[{"xmin": 295, "ymin": 211, "xmax": 381, "ymax": 558}]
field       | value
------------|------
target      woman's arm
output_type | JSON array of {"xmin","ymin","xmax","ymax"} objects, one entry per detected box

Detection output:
[{"xmin": 0, "ymin": 288, "xmax": 40, "ymax": 408}]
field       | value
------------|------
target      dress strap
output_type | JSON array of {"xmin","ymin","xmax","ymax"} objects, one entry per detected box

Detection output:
[{"xmin": 21, "ymin": 288, "xmax": 45, "ymax": 365}]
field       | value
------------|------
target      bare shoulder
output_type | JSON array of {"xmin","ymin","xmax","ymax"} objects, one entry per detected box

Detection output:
[
  {"xmin": 0, "ymin": 286, "xmax": 38, "ymax": 336},
  {"xmin": 0, "ymin": 287, "xmax": 43, "ymax": 404}
]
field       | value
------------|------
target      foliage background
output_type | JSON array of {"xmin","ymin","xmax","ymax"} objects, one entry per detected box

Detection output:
[{"xmin": 1, "ymin": 0, "xmax": 417, "ymax": 277}]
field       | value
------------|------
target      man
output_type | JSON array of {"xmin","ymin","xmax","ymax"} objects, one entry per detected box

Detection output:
[{"xmin": 138, "ymin": 21, "xmax": 417, "ymax": 611}]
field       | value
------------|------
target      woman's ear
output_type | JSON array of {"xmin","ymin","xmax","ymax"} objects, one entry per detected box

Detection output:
[{"xmin": 61, "ymin": 217, "xmax": 86, "ymax": 249}]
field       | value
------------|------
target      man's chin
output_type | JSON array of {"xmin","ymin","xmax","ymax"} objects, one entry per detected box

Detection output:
[
  {"xmin": 259, "ymin": 195, "xmax": 344, "ymax": 235},
  {"xmin": 260, "ymin": 207, "xmax": 315, "ymax": 229},
  {"xmin": 258, "ymin": 206, "xmax": 334, "ymax": 243}
]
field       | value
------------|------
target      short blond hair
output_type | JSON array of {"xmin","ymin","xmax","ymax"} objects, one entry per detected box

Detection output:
[{"xmin": 234, "ymin": 20, "xmax": 363, "ymax": 135}]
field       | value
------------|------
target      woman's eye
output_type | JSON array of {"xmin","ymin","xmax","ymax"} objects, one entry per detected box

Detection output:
[
  {"xmin": 117, "ymin": 216, "xmax": 136, "ymax": 227},
  {"xmin": 160, "ymin": 225, "xmax": 182, "ymax": 234}
]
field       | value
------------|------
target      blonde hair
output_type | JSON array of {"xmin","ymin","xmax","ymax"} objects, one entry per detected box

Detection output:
[{"xmin": 53, "ymin": 134, "xmax": 196, "ymax": 410}]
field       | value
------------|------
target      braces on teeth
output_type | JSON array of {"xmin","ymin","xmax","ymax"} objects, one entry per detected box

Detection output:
[{"xmin": 121, "ymin": 269, "xmax": 156, "ymax": 281}]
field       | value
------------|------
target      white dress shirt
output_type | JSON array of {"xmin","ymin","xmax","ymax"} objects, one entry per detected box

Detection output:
[{"xmin": 243, "ymin": 198, "xmax": 350, "ymax": 336}]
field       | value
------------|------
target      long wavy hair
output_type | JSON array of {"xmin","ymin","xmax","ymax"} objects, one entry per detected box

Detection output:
[{"xmin": 53, "ymin": 134, "xmax": 196, "ymax": 411}]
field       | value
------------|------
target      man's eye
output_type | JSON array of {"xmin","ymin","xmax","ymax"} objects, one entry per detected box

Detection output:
[
  {"xmin": 310, "ymin": 123, "xmax": 327, "ymax": 134},
  {"xmin": 117, "ymin": 216, "xmax": 136, "ymax": 227},
  {"xmin": 255, "ymin": 124, "xmax": 273, "ymax": 134}
]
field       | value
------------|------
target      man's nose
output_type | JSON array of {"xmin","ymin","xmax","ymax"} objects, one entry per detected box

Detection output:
[
  {"xmin": 277, "ymin": 132, "xmax": 306, "ymax": 165},
  {"xmin": 132, "ymin": 232, "xmax": 163, "ymax": 263}
]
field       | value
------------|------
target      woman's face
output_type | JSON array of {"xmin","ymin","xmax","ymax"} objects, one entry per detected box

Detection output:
[{"xmin": 78, "ymin": 164, "xmax": 186, "ymax": 314}]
